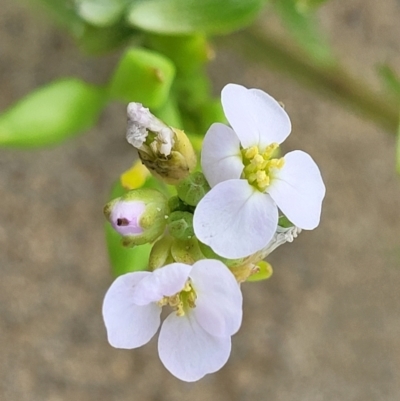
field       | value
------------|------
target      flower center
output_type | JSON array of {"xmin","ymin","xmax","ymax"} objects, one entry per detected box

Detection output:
[
  {"xmin": 241, "ymin": 143, "xmax": 285, "ymax": 191},
  {"xmin": 158, "ymin": 279, "xmax": 197, "ymax": 317}
]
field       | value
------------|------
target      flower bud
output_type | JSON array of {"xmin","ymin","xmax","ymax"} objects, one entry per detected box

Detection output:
[
  {"xmin": 149, "ymin": 235, "xmax": 175, "ymax": 271},
  {"xmin": 104, "ymin": 188, "xmax": 169, "ymax": 246},
  {"xmin": 167, "ymin": 211, "xmax": 194, "ymax": 240},
  {"xmin": 176, "ymin": 172, "xmax": 210, "ymax": 206},
  {"xmin": 126, "ymin": 103, "xmax": 197, "ymax": 184}
]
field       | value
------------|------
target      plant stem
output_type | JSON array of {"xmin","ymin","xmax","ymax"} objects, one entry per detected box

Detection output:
[{"xmin": 217, "ymin": 25, "xmax": 399, "ymax": 134}]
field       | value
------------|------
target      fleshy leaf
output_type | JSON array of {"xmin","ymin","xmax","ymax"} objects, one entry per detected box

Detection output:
[
  {"xmin": 108, "ymin": 48, "xmax": 175, "ymax": 108},
  {"xmin": 127, "ymin": 0, "xmax": 266, "ymax": 35},
  {"xmin": 76, "ymin": 23, "xmax": 136, "ymax": 54},
  {"xmin": 76, "ymin": 0, "xmax": 127, "ymax": 27},
  {"xmin": 0, "ymin": 78, "xmax": 106, "ymax": 148}
]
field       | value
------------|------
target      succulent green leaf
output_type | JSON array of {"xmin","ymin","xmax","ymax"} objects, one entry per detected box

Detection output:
[
  {"xmin": 77, "ymin": 23, "xmax": 136, "ymax": 54},
  {"xmin": 0, "ymin": 78, "xmax": 106, "ymax": 148},
  {"xmin": 108, "ymin": 48, "xmax": 175, "ymax": 108},
  {"xmin": 127, "ymin": 0, "xmax": 266, "ymax": 35},
  {"xmin": 75, "ymin": 0, "xmax": 127, "ymax": 27},
  {"xmin": 145, "ymin": 34, "xmax": 211, "ymax": 75}
]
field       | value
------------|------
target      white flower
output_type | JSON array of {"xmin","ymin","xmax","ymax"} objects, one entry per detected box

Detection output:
[
  {"xmin": 193, "ymin": 84, "xmax": 326, "ymax": 259},
  {"xmin": 102, "ymin": 259, "xmax": 242, "ymax": 382}
]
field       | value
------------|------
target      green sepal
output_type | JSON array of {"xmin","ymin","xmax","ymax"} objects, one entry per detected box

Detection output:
[
  {"xmin": 108, "ymin": 48, "xmax": 175, "ymax": 107},
  {"xmin": 148, "ymin": 235, "xmax": 175, "ymax": 270},
  {"xmin": 278, "ymin": 215, "xmax": 294, "ymax": 228},
  {"xmin": 127, "ymin": 0, "xmax": 267, "ymax": 35},
  {"xmin": 0, "ymin": 78, "xmax": 106, "ymax": 148},
  {"xmin": 171, "ymin": 237, "xmax": 205, "ymax": 264},
  {"xmin": 246, "ymin": 260, "xmax": 273, "ymax": 282},
  {"xmin": 167, "ymin": 211, "xmax": 194, "ymax": 240},
  {"xmin": 176, "ymin": 172, "xmax": 210, "ymax": 206}
]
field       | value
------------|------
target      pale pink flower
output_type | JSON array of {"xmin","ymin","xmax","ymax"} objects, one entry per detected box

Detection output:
[{"xmin": 102, "ymin": 260, "xmax": 242, "ymax": 382}]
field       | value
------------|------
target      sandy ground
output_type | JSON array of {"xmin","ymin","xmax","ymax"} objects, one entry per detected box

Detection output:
[{"xmin": 1, "ymin": 1, "xmax": 400, "ymax": 400}]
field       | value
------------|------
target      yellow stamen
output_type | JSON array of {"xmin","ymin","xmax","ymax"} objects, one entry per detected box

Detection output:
[{"xmin": 241, "ymin": 143, "xmax": 285, "ymax": 191}]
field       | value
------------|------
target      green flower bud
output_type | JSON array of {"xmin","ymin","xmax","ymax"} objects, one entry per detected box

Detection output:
[
  {"xmin": 149, "ymin": 235, "xmax": 175, "ymax": 270},
  {"xmin": 167, "ymin": 211, "xmax": 194, "ymax": 240},
  {"xmin": 176, "ymin": 172, "xmax": 210, "ymax": 206},
  {"xmin": 168, "ymin": 196, "xmax": 195, "ymax": 213},
  {"xmin": 104, "ymin": 188, "xmax": 169, "ymax": 247}
]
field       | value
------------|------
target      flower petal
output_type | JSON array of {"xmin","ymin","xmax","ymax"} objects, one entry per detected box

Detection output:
[
  {"xmin": 249, "ymin": 88, "xmax": 292, "ymax": 148},
  {"xmin": 201, "ymin": 123, "xmax": 243, "ymax": 187},
  {"xmin": 221, "ymin": 84, "xmax": 291, "ymax": 149},
  {"xmin": 268, "ymin": 150, "xmax": 326, "ymax": 229},
  {"xmin": 132, "ymin": 263, "xmax": 192, "ymax": 305},
  {"xmin": 158, "ymin": 313, "xmax": 232, "ymax": 382},
  {"xmin": 190, "ymin": 260, "xmax": 242, "ymax": 337},
  {"xmin": 193, "ymin": 179, "xmax": 279, "ymax": 259},
  {"xmin": 102, "ymin": 272, "xmax": 161, "ymax": 349}
]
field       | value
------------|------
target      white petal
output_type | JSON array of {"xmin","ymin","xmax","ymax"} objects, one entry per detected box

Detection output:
[
  {"xmin": 132, "ymin": 263, "xmax": 192, "ymax": 305},
  {"xmin": 221, "ymin": 84, "xmax": 291, "ymax": 149},
  {"xmin": 193, "ymin": 179, "xmax": 279, "ymax": 259},
  {"xmin": 249, "ymin": 89, "xmax": 291, "ymax": 148},
  {"xmin": 158, "ymin": 313, "xmax": 232, "ymax": 382},
  {"xmin": 102, "ymin": 272, "xmax": 161, "ymax": 349},
  {"xmin": 190, "ymin": 260, "xmax": 242, "ymax": 337},
  {"xmin": 201, "ymin": 123, "xmax": 243, "ymax": 187},
  {"xmin": 268, "ymin": 150, "xmax": 326, "ymax": 229}
]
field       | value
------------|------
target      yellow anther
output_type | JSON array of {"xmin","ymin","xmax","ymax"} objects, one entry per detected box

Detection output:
[
  {"xmin": 182, "ymin": 280, "xmax": 192, "ymax": 292},
  {"xmin": 263, "ymin": 142, "xmax": 279, "ymax": 159},
  {"xmin": 251, "ymin": 154, "xmax": 264, "ymax": 168},
  {"xmin": 158, "ymin": 280, "xmax": 197, "ymax": 317},
  {"xmin": 244, "ymin": 146, "xmax": 259, "ymax": 159},
  {"xmin": 247, "ymin": 173, "xmax": 257, "ymax": 184},
  {"xmin": 157, "ymin": 297, "xmax": 169, "ymax": 307},
  {"xmin": 256, "ymin": 171, "xmax": 270, "ymax": 189},
  {"xmin": 176, "ymin": 303, "xmax": 185, "ymax": 317},
  {"xmin": 241, "ymin": 143, "xmax": 284, "ymax": 192},
  {"xmin": 267, "ymin": 157, "xmax": 285, "ymax": 170}
]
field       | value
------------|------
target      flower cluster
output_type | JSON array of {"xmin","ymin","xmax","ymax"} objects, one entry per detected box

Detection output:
[{"xmin": 102, "ymin": 83, "xmax": 325, "ymax": 381}]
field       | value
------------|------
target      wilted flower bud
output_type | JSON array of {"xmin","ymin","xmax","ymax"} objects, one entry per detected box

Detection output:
[
  {"xmin": 104, "ymin": 188, "xmax": 169, "ymax": 247},
  {"xmin": 126, "ymin": 103, "xmax": 197, "ymax": 185}
]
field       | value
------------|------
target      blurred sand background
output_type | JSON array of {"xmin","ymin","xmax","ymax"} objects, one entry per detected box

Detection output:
[{"xmin": 1, "ymin": 0, "xmax": 400, "ymax": 400}]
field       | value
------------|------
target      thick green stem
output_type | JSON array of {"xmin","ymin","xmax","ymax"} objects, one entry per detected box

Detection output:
[{"xmin": 217, "ymin": 26, "xmax": 399, "ymax": 134}]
